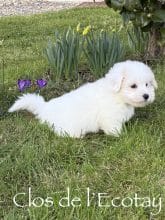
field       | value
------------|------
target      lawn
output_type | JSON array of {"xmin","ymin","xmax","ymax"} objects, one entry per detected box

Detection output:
[{"xmin": 0, "ymin": 7, "xmax": 165, "ymax": 220}]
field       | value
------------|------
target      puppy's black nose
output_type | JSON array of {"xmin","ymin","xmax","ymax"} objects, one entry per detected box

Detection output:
[{"xmin": 143, "ymin": 94, "xmax": 149, "ymax": 100}]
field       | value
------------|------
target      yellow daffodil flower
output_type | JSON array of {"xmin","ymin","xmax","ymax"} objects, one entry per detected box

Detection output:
[{"xmin": 82, "ymin": 25, "xmax": 91, "ymax": 36}]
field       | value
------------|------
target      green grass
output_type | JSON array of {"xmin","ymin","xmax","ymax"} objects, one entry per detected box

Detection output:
[{"xmin": 0, "ymin": 7, "xmax": 165, "ymax": 220}]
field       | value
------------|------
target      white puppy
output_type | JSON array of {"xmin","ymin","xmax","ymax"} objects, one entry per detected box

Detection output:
[{"xmin": 9, "ymin": 60, "xmax": 157, "ymax": 138}]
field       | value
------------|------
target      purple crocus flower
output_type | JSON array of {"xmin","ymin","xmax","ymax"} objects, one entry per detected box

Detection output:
[
  {"xmin": 36, "ymin": 79, "xmax": 47, "ymax": 89},
  {"xmin": 17, "ymin": 79, "xmax": 31, "ymax": 92}
]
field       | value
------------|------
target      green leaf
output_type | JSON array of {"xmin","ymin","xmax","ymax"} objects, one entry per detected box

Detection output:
[
  {"xmin": 152, "ymin": 9, "xmax": 165, "ymax": 22},
  {"xmin": 111, "ymin": 0, "xmax": 124, "ymax": 10},
  {"xmin": 124, "ymin": 0, "xmax": 142, "ymax": 11}
]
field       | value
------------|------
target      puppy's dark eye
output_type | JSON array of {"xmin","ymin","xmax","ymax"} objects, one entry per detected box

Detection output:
[
  {"xmin": 146, "ymin": 83, "xmax": 148, "ymax": 87},
  {"xmin": 131, "ymin": 84, "xmax": 137, "ymax": 89}
]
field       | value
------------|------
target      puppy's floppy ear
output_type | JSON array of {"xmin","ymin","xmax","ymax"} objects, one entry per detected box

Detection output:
[
  {"xmin": 151, "ymin": 76, "xmax": 158, "ymax": 89},
  {"xmin": 105, "ymin": 63, "xmax": 125, "ymax": 92}
]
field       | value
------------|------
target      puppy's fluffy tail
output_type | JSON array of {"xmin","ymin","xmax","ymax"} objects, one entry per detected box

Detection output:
[{"xmin": 8, "ymin": 93, "xmax": 45, "ymax": 115}]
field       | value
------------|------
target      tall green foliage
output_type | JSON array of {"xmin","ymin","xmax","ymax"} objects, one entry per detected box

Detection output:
[
  {"xmin": 44, "ymin": 28, "xmax": 81, "ymax": 81},
  {"xmin": 84, "ymin": 31, "xmax": 125, "ymax": 78},
  {"xmin": 44, "ymin": 26, "xmax": 125, "ymax": 81},
  {"xmin": 127, "ymin": 27, "xmax": 149, "ymax": 58}
]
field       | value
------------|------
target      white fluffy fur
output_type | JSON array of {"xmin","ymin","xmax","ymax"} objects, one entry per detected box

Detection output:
[{"xmin": 9, "ymin": 60, "xmax": 157, "ymax": 138}]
